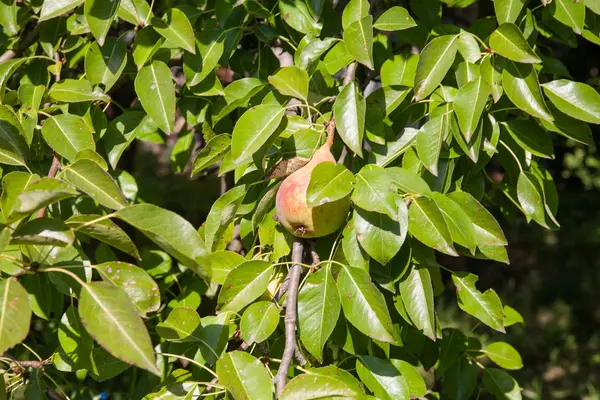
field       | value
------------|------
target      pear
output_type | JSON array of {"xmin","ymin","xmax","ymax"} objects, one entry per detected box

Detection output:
[{"xmin": 275, "ymin": 121, "xmax": 351, "ymax": 238}]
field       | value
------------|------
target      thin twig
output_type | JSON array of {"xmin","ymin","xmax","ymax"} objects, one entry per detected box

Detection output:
[
  {"xmin": 274, "ymin": 238, "xmax": 304, "ymax": 397},
  {"xmin": 343, "ymin": 62, "xmax": 357, "ymax": 86},
  {"xmin": 36, "ymin": 154, "xmax": 61, "ymax": 218},
  {"xmin": 0, "ymin": 25, "xmax": 39, "ymax": 64}
]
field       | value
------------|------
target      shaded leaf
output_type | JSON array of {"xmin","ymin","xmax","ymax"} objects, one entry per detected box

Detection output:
[
  {"xmin": 0, "ymin": 278, "xmax": 31, "ymax": 355},
  {"xmin": 152, "ymin": 9, "xmax": 195, "ymax": 53}
]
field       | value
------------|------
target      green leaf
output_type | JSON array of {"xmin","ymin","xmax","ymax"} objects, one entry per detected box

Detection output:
[
  {"xmin": 132, "ymin": 27, "xmax": 165, "ymax": 70},
  {"xmin": 184, "ymin": 31, "xmax": 225, "ymax": 87},
  {"xmin": 356, "ymin": 356, "xmax": 410, "ymax": 400},
  {"xmin": 79, "ymin": 281, "xmax": 159, "ymax": 375},
  {"xmin": 493, "ymin": 0, "xmax": 525, "ymax": 24},
  {"xmin": 62, "ymin": 159, "xmax": 128, "ymax": 210},
  {"xmin": 342, "ymin": 0, "xmax": 369, "ymax": 29},
  {"xmin": 21, "ymin": 272, "xmax": 62, "ymax": 321},
  {"xmin": 41, "ymin": 114, "xmax": 95, "ymax": 161},
  {"xmin": 11, "ymin": 218, "xmax": 74, "ymax": 246},
  {"xmin": 354, "ymin": 206, "xmax": 405, "ymax": 266},
  {"xmin": 390, "ymin": 360, "xmax": 427, "ymax": 397},
  {"xmin": 218, "ymin": 260, "xmax": 274, "ymax": 312},
  {"xmin": 298, "ymin": 266, "xmax": 341, "ymax": 362},
  {"xmin": 484, "ymin": 342, "xmax": 523, "ymax": 370},
  {"xmin": 344, "ymin": 16, "xmax": 374, "ymax": 69},
  {"xmin": 381, "ymin": 54, "xmax": 419, "ymax": 88},
  {"xmin": 334, "ymin": 82, "xmax": 365, "ymax": 157},
  {"xmin": 445, "ymin": 358, "xmax": 478, "ymax": 400},
  {"xmin": 541, "ymin": 79, "xmax": 600, "ymax": 124},
  {"xmin": 374, "ymin": 6, "xmax": 416, "ymax": 31},
  {"xmin": 541, "ymin": 105, "xmax": 593, "ymax": 146},
  {"xmin": 204, "ymin": 185, "xmax": 246, "ymax": 250},
  {"xmin": 447, "ymin": 191, "xmax": 507, "ymax": 246},
  {"xmin": 352, "ymin": 166, "xmax": 397, "ymax": 218},
  {"xmin": 585, "ymin": 0, "xmax": 600, "ymax": 14},
  {"xmin": 430, "ymin": 192, "xmax": 477, "ymax": 254},
  {"xmin": 13, "ymin": 177, "xmax": 78, "ymax": 217},
  {"xmin": 489, "ymin": 23, "xmax": 541, "ymax": 63},
  {"xmin": 323, "ymin": 42, "xmax": 353, "ymax": 75},
  {"xmin": 295, "ymin": 37, "xmax": 337, "ymax": 70},
  {"xmin": 84, "ymin": 0, "xmax": 121, "ymax": 46},
  {"xmin": 517, "ymin": 171, "xmax": 545, "ymax": 224},
  {"xmin": 103, "ymin": 111, "xmax": 146, "ymax": 169},
  {"xmin": 416, "ymin": 112, "xmax": 449, "ymax": 176},
  {"xmin": 307, "ymin": 163, "xmax": 354, "ymax": 207},
  {"xmin": 503, "ymin": 120, "xmax": 553, "ymax": 159},
  {"xmin": 96, "ymin": 261, "xmax": 160, "ymax": 317},
  {"xmin": 452, "ymin": 272, "xmax": 505, "ymax": 332},
  {"xmin": 134, "ymin": 61, "xmax": 176, "ymax": 134},
  {"xmin": 504, "ymin": 305, "xmax": 524, "ymax": 327},
  {"xmin": 0, "ymin": 278, "xmax": 31, "ymax": 355},
  {"xmin": 279, "ymin": 0, "xmax": 322, "ymax": 35},
  {"xmin": 337, "ymin": 265, "xmax": 395, "ymax": 342},
  {"xmin": 152, "ymin": 8, "xmax": 196, "ymax": 54},
  {"xmin": 118, "ymin": 0, "xmax": 151, "ymax": 25},
  {"xmin": 281, "ymin": 366, "xmax": 363, "ymax": 400},
  {"xmin": 502, "ymin": 62, "xmax": 553, "ymax": 121},
  {"xmin": 0, "ymin": 1, "xmax": 17, "ymax": 38},
  {"xmin": 483, "ymin": 368, "xmax": 522, "ymax": 400},
  {"xmin": 387, "ymin": 167, "xmax": 431, "ymax": 194},
  {"xmin": 454, "ymin": 77, "xmax": 490, "ymax": 141},
  {"xmin": 85, "ymin": 38, "xmax": 127, "ymax": 92},
  {"xmin": 230, "ymin": 104, "xmax": 285, "ymax": 163},
  {"xmin": 399, "ymin": 265, "xmax": 435, "ymax": 340},
  {"xmin": 40, "ymin": 0, "xmax": 84, "ymax": 21},
  {"xmin": 240, "ymin": 301, "xmax": 279, "ymax": 345},
  {"xmin": 156, "ymin": 307, "xmax": 202, "ymax": 342},
  {"xmin": 409, "ymin": 196, "xmax": 457, "ymax": 256},
  {"xmin": 115, "ymin": 204, "xmax": 209, "ymax": 280},
  {"xmin": 552, "ymin": 0, "xmax": 586, "ymax": 35},
  {"xmin": 0, "ymin": 105, "xmax": 29, "ymax": 166},
  {"xmin": 192, "ymin": 134, "xmax": 230, "ymax": 176},
  {"xmin": 268, "ymin": 66, "xmax": 309, "ymax": 100},
  {"xmin": 66, "ymin": 214, "xmax": 139, "ymax": 258},
  {"xmin": 217, "ymin": 351, "xmax": 273, "ymax": 400},
  {"xmin": 414, "ymin": 35, "xmax": 459, "ymax": 100}
]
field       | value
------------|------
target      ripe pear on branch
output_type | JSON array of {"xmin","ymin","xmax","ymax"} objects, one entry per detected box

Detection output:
[{"xmin": 275, "ymin": 119, "xmax": 351, "ymax": 238}]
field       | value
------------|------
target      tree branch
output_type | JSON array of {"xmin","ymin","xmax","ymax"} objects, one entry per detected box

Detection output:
[
  {"xmin": 36, "ymin": 154, "xmax": 61, "ymax": 218},
  {"xmin": 274, "ymin": 238, "xmax": 304, "ymax": 397}
]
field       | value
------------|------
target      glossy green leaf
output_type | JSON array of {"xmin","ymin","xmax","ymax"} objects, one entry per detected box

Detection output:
[
  {"xmin": 342, "ymin": 0, "xmax": 369, "ymax": 30},
  {"xmin": 0, "ymin": 105, "xmax": 29, "ymax": 166},
  {"xmin": 62, "ymin": 159, "xmax": 128, "ymax": 210},
  {"xmin": 152, "ymin": 8, "xmax": 195, "ymax": 53},
  {"xmin": 484, "ymin": 342, "xmax": 523, "ymax": 370},
  {"xmin": 118, "ymin": 0, "xmax": 151, "ymax": 25},
  {"xmin": 542, "ymin": 79, "xmax": 600, "ymax": 124},
  {"xmin": 156, "ymin": 307, "xmax": 202, "ymax": 342},
  {"xmin": 483, "ymin": 368, "xmax": 522, "ymax": 400},
  {"xmin": 409, "ymin": 196, "xmax": 457, "ymax": 256},
  {"xmin": 204, "ymin": 185, "xmax": 246, "ymax": 251},
  {"xmin": 454, "ymin": 77, "xmax": 490, "ymax": 141},
  {"xmin": 192, "ymin": 134, "xmax": 230, "ymax": 176},
  {"xmin": 103, "ymin": 111, "xmax": 146, "ymax": 169},
  {"xmin": 374, "ymin": 6, "xmax": 416, "ymax": 31},
  {"xmin": 218, "ymin": 260, "xmax": 274, "ymax": 312},
  {"xmin": 41, "ymin": 114, "xmax": 95, "ymax": 161},
  {"xmin": 337, "ymin": 265, "xmax": 395, "ymax": 342},
  {"xmin": 381, "ymin": 54, "xmax": 419, "ymax": 88},
  {"xmin": 85, "ymin": 38, "xmax": 127, "ymax": 91},
  {"xmin": 489, "ymin": 23, "xmax": 541, "ymax": 63},
  {"xmin": 298, "ymin": 266, "xmax": 341, "ymax": 362},
  {"xmin": 356, "ymin": 356, "xmax": 410, "ymax": 400},
  {"xmin": 134, "ymin": 61, "xmax": 176, "ymax": 134},
  {"xmin": 14, "ymin": 177, "xmax": 78, "ymax": 216},
  {"xmin": 279, "ymin": 0, "xmax": 322, "ymax": 35},
  {"xmin": 40, "ymin": 0, "xmax": 84, "ymax": 21},
  {"xmin": 517, "ymin": 171, "xmax": 545, "ymax": 224},
  {"xmin": 430, "ymin": 192, "xmax": 477, "ymax": 253},
  {"xmin": 399, "ymin": 265, "xmax": 435, "ymax": 340},
  {"xmin": 452, "ymin": 272, "xmax": 505, "ymax": 332},
  {"xmin": 493, "ymin": 0, "xmax": 525, "ymax": 24},
  {"xmin": 11, "ymin": 218, "xmax": 74, "ymax": 246},
  {"xmin": 417, "ymin": 112, "xmax": 449, "ymax": 176},
  {"xmin": 67, "ymin": 214, "xmax": 139, "ymax": 258},
  {"xmin": 414, "ymin": 35, "xmax": 459, "ymax": 100},
  {"xmin": 0, "ymin": 278, "xmax": 31, "ymax": 355},
  {"xmin": 323, "ymin": 42, "xmax": 353, "ymax": 75},
  {"xmin": 504, "ymin": 305, "xmax": 524, "ymax": 327},
  {"xmin": 217, "ymin": 351, "xmax": 273, "ymax": 400},
  {"xmin": 295, "ymin": 37, "xmax": 337, "ymax": 70},
  {"xmin": 97, "ymin": 261, "xmax": 159, "ymax": 317},
  {"xmin": 354, "ymin": 205, "xmax": 405, "ymax": 266},
  {"xmin": 132, "ymin": 27, "xmax": 165, "ymax": 70},
  {"xmin": 85, "ymin": 0, "xmax": 120, "ymax": 46},
  {"xmin": 184, "ymin": 31, "xmax": 225, "ymax": 86},
  {"xmin": 268, "ymin": 66, "xmax": 309, "ymax": 100},
  {"xmin": 352, "ymin": 166, "xmax": 397, "ymax": 218},
  {"xmin": 307, "ymin": 163, "xmax": 354, "ymax": 207},
  {"xmin": 79, "ymin": 281, "xmax": 160, "ymax": 375},
  {"xmin": 230, "ymin": 104, "xmax": 285, "ymax": 163},
  {"xmin": 281, "ymin": 366, "xmax": 363, "ymax": 400},
  {"xmin": 552, "ymin": 0, "xmax": 586, "ymax": 35},
  {"xmin": 344, "ymin": 16, "xmax": 374, "ymax": 69},
  {"xmin": 502, "ymin": 62, "xmax": 553, "ymax": 121},
  {"xmin": 503, "ymin": 120, "xmax": 553, "ymax": 159},
  {"xmin": 240, "ymin": 301, "xmax": 279, "ymax": 345},
  {"xmin": 334, "ymin": 83, "xmax": 366, "ymax": 158},
  {"xmin": 447, "ymin": 191, "xmax": 507, "ymax": 246},
  {"xmin": 115, "ymin": 204, "xmax": 209, "ymax": 280},
  {"xmin": 541, "ymin": 105, "xmax": 593, "ymax": 146},
  {"xmin": 387, "ymin": 167, "xmax": 431, "ymax": 195},
  {"xmin": 390, "ymin": 360, "xmax": 427, "ymax": 397}
]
